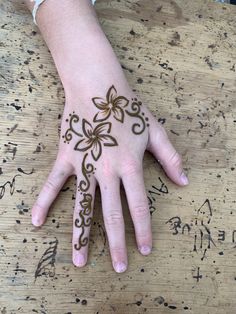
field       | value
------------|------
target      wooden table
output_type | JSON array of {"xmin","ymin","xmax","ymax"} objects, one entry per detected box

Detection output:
[{"xmin": 1, "ymin": 0, "xmax": 236, "ymax": 313}]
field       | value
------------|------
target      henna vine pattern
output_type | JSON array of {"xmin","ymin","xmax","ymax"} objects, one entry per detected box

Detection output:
[
  {"xmin": 78, "ymin": 153, "xmax": 95, "ymax": 193},
  {"xmin": 74, "ymin": 193, "xmax": 93, "ymax": 250},
  {"xmin": 63, "ymin": 86, "xmax": 150, "ymax": 251}
]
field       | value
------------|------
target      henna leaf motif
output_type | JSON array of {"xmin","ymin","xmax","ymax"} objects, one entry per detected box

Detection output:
[{"xmin": 92, "ymin": 85, "xmax": 129, "ymax": 123}]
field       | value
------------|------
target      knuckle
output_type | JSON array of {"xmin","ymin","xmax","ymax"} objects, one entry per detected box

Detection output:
[
  {"xmin": 122, "ymin": 157, "xmax": 141, "ymax": 176},
  {"xmin": 110, "ymin": 246, "xmax": 127, "ymax": 260},
  {"xmin": 169, "ymin": 151, "xmax": 182, "ymax": 168},
  {"xmin": 100, "ymin": 159, "xmax": 114, "ymax": 178},
  {"xmin": 132, "ymin": 204, "xmax": 149, "ymax": 220},
  {"xmin": 110, "ymin": 246, "xmax": 125, "ymax": 254},
  {"xmin": 43, "ymin": 178, "xmax": 58, "ymax": 194},
  {"xmin": 105, "ymin": 210, "xmax": 123, "ymax": 227},
  {"xmin": 137, "ymin": 233, "xmax": 151, "ymax": 241}
]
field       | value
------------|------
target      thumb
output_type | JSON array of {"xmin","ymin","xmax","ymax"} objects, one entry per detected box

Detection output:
[{"xmin": 147, "ymin": 121, "xmax": 189, "ymax": 186}]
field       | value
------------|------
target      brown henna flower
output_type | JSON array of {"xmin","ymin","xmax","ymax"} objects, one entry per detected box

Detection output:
[
  {"xmin": 74, "ymin": 119, "xmax": 118, "ymax": 161},
  {"xmin": 92, "ymin": 85, "xmax": 129, "ymax": 123}
]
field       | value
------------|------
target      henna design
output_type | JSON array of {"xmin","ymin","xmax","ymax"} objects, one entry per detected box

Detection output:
[
  {"xmin": 74, "ymin": 193, "xmax": 93, "ymax": 250},
  {"xmin": 79, "ymin": 153, "xmax": 95, "ymax": 192},
  {"xmin": 62, "ymin": 112, "xmax": 82, "ymax": 144},
  {"xmin": 63, "ymin": 85, "xmax": 150, "ymax": 252},
  {"xmin": 125, "ymin": 98, "xmax": 149, "ymax": 135},
  {"xmin": 92, "ymin": 85, "xmax": 129, "ymax": 123},
  {"xmin": 75, "ymin": 118, "xmax": 118, "ymax": 161}
]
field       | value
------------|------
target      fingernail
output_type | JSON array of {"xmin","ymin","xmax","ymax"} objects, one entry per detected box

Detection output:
[
  {"xmin": 180, "ymin": 172, "xmax": 189, "ymax": 185},
  {"xmin": 114, "ymin": 262, "xmax": 127, "ymax": 273},
  {"xmin": 74, "ymin": 254, "xmax": 85, "ymax": 267},
  {"xmin": 32, "ymin": 216, "xmax": 42, "ymax": 227},
  {"xmin": 139, "ymin": 245, "xmax": 151, "ymax": 255}
]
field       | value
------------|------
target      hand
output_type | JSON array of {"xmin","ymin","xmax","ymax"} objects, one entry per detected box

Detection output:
[
  {"xmin": 31, "ymin": 84, "xmax": 189, "ymax": 273},
  {"xmin": 25, "ymin": 0, "xmax": 189, "ymax": 272}
]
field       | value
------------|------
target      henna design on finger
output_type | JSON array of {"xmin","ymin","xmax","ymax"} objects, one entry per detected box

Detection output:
[
  {"xmin": 74, "ymin": 193, "xmax": 93, "ymax": 250},
  {"xmin": 79, "ymin": 153, "xmax": 95, "ymax": 193}
]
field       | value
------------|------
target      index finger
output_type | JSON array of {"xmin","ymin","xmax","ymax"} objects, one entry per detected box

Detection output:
[{"xmin": 31, "ymin": 157, "xmax": 74, "ymax": 226}]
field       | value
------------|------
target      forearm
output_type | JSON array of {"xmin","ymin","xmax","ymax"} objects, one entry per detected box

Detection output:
[{"xmin": 24, "ymin": 0, "xmax": 129, "ymax": 99}]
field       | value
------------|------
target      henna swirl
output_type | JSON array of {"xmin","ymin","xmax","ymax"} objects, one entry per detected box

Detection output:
[
  {"xmin": 79, "ymin": 153, "xmax": 95, "ymax": 193},
  {"xmin": 74, "ymin": 226, "xmax": 89, "ymax": 250},
  {"xmin": 125, "ymin": 99, "xmax": 148, "ymax": 135},
  {"xmin": 62, "ymin": 113, "xmax": 82, "ymax": 144}
]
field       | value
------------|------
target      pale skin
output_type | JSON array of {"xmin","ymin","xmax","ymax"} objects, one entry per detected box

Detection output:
[{"xmin": 24, "ymin": 0, "xmax": 189, "ymax": 273}]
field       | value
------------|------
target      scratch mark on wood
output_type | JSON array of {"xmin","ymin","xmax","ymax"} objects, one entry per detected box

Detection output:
[
  {"xmin": 0, "ymin": 174, "xmax": 21, "ymax": 199},
  {"xmin": 34, "ymin": 238, "xmax": 58, "ymax": 281}
]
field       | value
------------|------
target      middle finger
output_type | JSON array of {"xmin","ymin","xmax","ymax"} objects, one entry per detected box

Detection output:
[{"xmin": 99, "ymin": 175, "xmax": 127, "ymax": 273}]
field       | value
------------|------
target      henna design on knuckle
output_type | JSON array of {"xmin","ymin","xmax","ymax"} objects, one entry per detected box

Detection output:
[{"xmin": 62, "ymin": 85, "xmax": 149, "ymax": 252}]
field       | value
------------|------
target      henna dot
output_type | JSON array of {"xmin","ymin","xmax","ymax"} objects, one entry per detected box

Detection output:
[
  {"xmin": 66, "ymin": 119, "xmax": 68, "ymax": 122},
  {"xmin": 147, "ymin": 123, "xmax": 150, "ymax": 127},
  {"xmin": 141, "ymin": 112, "xmax": 145, "ymax": 116},
  {"xmin": 145, "ymin": 117, "xmax": 149, "ymax": 121},
  {"xmin": 69, "ymin": 114, "xmax": 71, "ymax": 116}
]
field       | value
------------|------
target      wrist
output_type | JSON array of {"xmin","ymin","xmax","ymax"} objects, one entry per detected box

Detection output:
[
  {"xmin": 57, "ymin": 30, "xmax": 130, "ymax": 102},
  {"xmin": 32, "ymin": 0, "xmax": 130, "ymax": 106}
]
